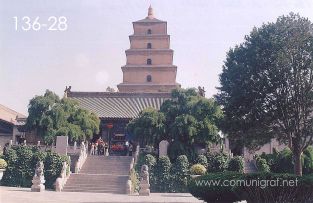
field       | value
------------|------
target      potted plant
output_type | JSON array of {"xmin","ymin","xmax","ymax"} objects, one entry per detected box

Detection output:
[
  {"xmin": 190, "ymin": 164, "xmax": 207, "ymax": 179},
  {"xmin": 0, "ymin": 158, "xmax": 7, "ymax": 180}
]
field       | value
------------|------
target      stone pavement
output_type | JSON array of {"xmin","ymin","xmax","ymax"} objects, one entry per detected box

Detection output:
[{"xmin": 0, "ymin": 186, "xmax": 204, "ymax": 203}]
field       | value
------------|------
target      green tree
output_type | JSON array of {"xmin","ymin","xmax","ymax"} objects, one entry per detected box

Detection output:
[
  {"xmin": 127, "ymin": 107, "xmax": 165, "ymax": 147},
  {"xmin": 217, "ymin": 13, "xmax": 313, "ymax": 175},
  {"xmin": 26, "ymin": 90, "xmax": 100, "ymax": 144},
  {"xmin": 161, "ymin": 88, "xmax": 223, "ymax": 146}
]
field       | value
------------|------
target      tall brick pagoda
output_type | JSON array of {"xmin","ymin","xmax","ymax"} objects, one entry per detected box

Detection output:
[
  {"xmin": 67, "ymin": 6, "xmax": 180, "ymax": 146},
  {"xmin": 117, "ymin": 6, "xmax": 180, "ymax": 93}
]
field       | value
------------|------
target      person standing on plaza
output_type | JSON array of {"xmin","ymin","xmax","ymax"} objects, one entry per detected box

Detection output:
[
  {"xmin": 128, "ymin": 143, "xmax": 133, "ymax": 156},
  {"xmin": 90, "ymin": 143, "xmax": 95, "ymax": 155}
]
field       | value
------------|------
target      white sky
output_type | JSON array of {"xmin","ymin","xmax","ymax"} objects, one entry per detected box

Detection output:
[{"xmin": 1, "ymin": 0, "xmax": 313, "ymax": 115}]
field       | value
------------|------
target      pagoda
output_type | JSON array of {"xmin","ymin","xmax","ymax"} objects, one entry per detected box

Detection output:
[{"xmin": 117, "ymin": 6, "xmax": 180, "ymax": 93}]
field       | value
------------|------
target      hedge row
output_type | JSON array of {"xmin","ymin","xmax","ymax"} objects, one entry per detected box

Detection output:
[
  {"xmin": 135, "ymin": 152, "xmax": 244, "ymax": 193},
  {"xmin": 259, "ymin": 147, "xmax": 313, "ymax": 174},
  {"xmin": 188, "ymin": 172, "xmax": 313, "ymax": 203},
  {"xmin": 1, "ymin": 146, "xmax": 69, "ymax": 189}
]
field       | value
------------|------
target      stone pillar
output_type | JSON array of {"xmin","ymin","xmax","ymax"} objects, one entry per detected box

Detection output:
[
  {"xmin": 55, "ymin": 136, "xmax": 68, "ymax": 155},
  {"xmin": 158, "ymin": 140, "xmax": 169, "ymax": 158},
  {"xmin": 23, "ymin": 140, "xmax": 26, "ymax": 146},
  {"xmin": 139, "ymin": 165, "xmax": 150, "ymax": 196},
  {"xmin": 37, "ymin": 141, "xmax": 41, "ymax": 147},
  {"xmin": 31, "ymin": 161, "xmax": 45, "ymax": 192},
  {"xmin": 74, "ymin": 141, "xmax": 77, "ymax": 151}
]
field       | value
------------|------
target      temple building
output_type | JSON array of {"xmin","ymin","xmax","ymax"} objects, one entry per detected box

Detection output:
[{"xmin": 67, "ymin": 6, "xmax": 180, "ymax": 148}]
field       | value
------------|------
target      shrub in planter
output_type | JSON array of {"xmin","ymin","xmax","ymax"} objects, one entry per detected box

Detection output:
[
  {"xmin": 195, "ymin": 154, "xmax": 208, "ymax": 168},
  {"xmin": 154, "ymin": 156, "xmax": 172, "ymax": 192},
  {"xmin": 206, "ymin": 152, "xmax": 228, "ymax": 172},
  {"xmin": 171, "ymin": 155, "xmax": 189, "ymax": 192},
  {"xmin": 0, "ymin": 159, "xmax": 7, "ymax": 169},
  {"xmin": 190, "ymin": 164, "xmax": 207, "ymax": 175},
  {"xmin": 227, "ymin": 156, "xmax": 244, "ymax": 173}
]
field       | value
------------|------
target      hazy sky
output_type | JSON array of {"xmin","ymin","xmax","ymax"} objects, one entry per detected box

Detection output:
[{"xmin": 1, "ymin": 0, "xmax": 313, "ymax": 115}]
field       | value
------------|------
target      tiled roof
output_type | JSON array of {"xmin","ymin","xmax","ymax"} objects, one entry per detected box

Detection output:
[
  {"xmin": 67, "ymin": 92, "xmax": 171, "ymax": 119},
  {"xmin": 0, "ymin": 104, "xmax": 26, "ymax": 124}
]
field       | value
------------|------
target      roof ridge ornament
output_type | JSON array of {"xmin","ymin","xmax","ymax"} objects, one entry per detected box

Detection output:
[{"xmin": 147, "ymin": 5, "xmax": 154, "ymax": 19}]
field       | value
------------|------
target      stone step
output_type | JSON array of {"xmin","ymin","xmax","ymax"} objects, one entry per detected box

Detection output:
[
  {"xmin": 63, "ymin": 155, "xmax": 132, "ymax": 193},
  {"xmin": 62, "ymin": 189, "xmax": 126, "ymax": 193}
]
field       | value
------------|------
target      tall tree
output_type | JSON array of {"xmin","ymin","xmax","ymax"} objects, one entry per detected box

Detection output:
[
  {"xmin": 217, "ymin": 13, "xmax": 313, "ymax": 175},
  {"xmin": 161, "ymin": 88, "xmax": 223, "ymax": 146},
  {"xmin": 127, "ymin": 107, "xmax": 165, "ymax": 147},
  {"xmin": 26, "ymin": 90, "xmax": 100, "ymax": 144}
]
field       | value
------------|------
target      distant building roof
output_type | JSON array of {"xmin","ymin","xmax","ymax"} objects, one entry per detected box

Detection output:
[
  {"xmin": 0, "ymin": 104, "xmax": 26, "ymax": 124},
  {"xmin": 67, "ymin": 91, "xmax": 171, "ymax": 119}
]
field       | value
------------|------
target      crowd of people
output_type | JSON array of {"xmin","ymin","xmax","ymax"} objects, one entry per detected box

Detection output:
[
  {"xmin": 89, "ymin": 138, "xmax": 133, "ymax": 156},
  {"xmin": 89, "ymin": 138, "xmax": 108, "ymax": 156}
]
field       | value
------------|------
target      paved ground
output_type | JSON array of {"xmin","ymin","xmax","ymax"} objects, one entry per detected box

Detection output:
[{"xmin": 0, "ymin": 186, "xmax": 204, "ymax": 203}]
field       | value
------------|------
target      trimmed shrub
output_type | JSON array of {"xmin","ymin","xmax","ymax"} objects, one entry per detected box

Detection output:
[
  {"xmin": 227, "ymin": 156, "xmax": 244, "ymax": 173},
  {"xmin": 0, "ymin": 159, "xmax": 7, "ymax": 169},
  {"xmin": 188, "ymin": 172, "xmax": 313, "ymax": 203},
  {"xmin": 143, "ymin": 154, "xmax": 156, "ymax": 169},
  {"xmin": 276, "ymin": 148, "xmax": 294, "ymax": 173},
  {"xmin": 303, "ymin": 146, "xmax": 313, "ymax": 174},
  {"xmin": 129, "ymin": 168, "xmax": 139, "ymax": 193},
  {"xmin": 154, "ymin": 156, "xmax": 172, "ymax": 192},
  {"xmin": 168, "ymin": 141, "xmax": 196, "ymax": 161},
  {"xmin": 44, "ymin": 151, "xmax": 70, "ymax": 188},
  {"xmin": 190, "ymin": 164, "xmax": 207, "ymax": 175},
  {"xmin": 143, "ymin": 154, "xmax": 157, "ymax": 190},
  {"xmin": 255, "ymin": 156, "xmax": 270, "ymax": 172},
  {"xmin": 1, "ymin": 146, "xmax": 69, "ymax": 189},
  {"xmin": 188, "ymin": 172, "xmax": 242, "ymax": 202},
  {"xmin": 206, "ymin": 152, "xmax": 228, "ymax": 172},
  {"xmin": 171, "ymin": 155, "xmax": 189, "ymax": 192},
  {"xmin": 195, "ymin": 154, "xmax": 208, "ymax": 168}
]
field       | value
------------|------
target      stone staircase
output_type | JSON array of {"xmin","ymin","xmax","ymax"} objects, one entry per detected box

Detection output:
[
  {"xmin": 63, "ymin": 156, "xmax": 132, "ymax": 193},
  {"xmin": 244, "ymin": 159, "xmax": 258, "ymax": 173}
]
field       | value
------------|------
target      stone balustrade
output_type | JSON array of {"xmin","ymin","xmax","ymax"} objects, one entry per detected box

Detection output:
[
  {"xmin": 55, "ymin": 161, "xmax": 71, "ymax": 192},
  {"xmin": 74, "ymin": 142, "xmax": 87, "ymax": 173},
  {"xmin": 127, "ymin": 145, "xmax": 140, "ymax": 194}
]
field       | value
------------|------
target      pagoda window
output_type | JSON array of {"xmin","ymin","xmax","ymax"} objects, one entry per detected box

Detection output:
[
  {"xmin": 147, "ymin": 58, "xmax": 152, "ymax": 65},
  {"xmin": 147, "ymin": 29, "xmax": 152, "ymax": 34},
  {"xmin": 147, "ymin": 75, "xmax": 152, "ymax": 82},
  {"xmin": 147, "ymin": 43, "xmax": 152, "ymax": 49}
]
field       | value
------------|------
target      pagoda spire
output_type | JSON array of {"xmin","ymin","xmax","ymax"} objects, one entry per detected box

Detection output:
[{"xmin": 147, "ymin": 5, "xmax": 154, "ymax": 19}]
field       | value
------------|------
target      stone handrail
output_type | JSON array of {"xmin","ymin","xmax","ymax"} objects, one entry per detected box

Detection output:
[
  {"xmin": 74, "ymin": 142, "xmax": 87, "ymax": 173},
  {"xmin": 55, "ymin": 161, "xmax": 71, "ymax": 192},
  {"xmin": 127, "ymin": 145, "xmax": 140, "ymax": 194}
]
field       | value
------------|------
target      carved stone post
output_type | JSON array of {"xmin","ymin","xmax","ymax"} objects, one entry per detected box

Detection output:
[
  {"xmin": 31, "ymin": 161, "xmax": 45, "ymax": 192},
  {"xmin": 126, "ymin": 179, "xmax": 132, "ymax": 194},
  {"xmin": 139, "ymin": 165, "xmax": 150, "ymax": 196}
]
